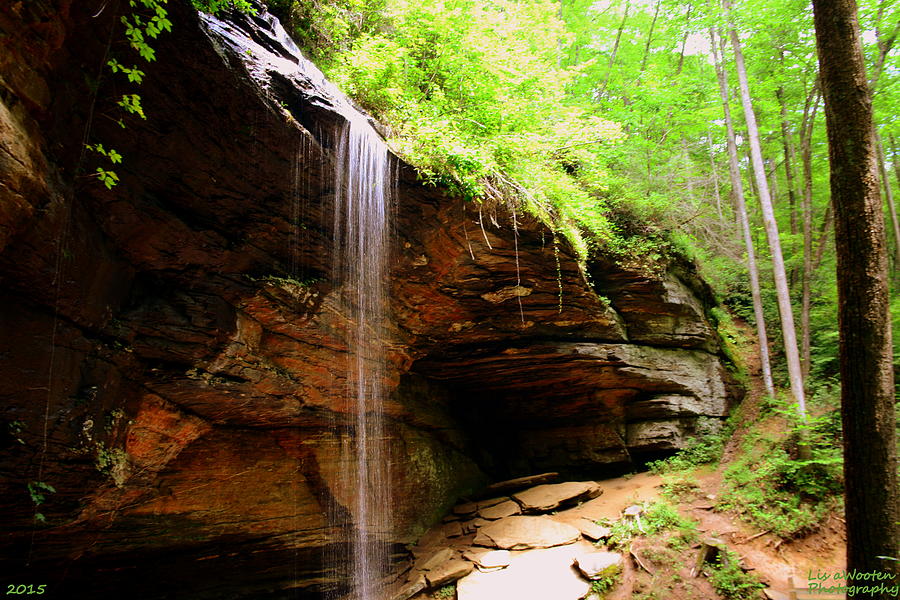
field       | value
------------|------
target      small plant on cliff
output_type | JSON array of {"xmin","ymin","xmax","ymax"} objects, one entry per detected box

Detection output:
[{"xmin": 27, "ymin": 481, "xmax": 56, "ymax": 523}]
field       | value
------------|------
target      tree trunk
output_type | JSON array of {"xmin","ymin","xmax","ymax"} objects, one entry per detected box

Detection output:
[
  {"xmin": 598, "ymin": 1, "xmax": 630, "ymax": 98},
  {"xmin": 708, "ymin": 127, "xmax": 723, "ymax": 220},
  {"xmin": 799, "ymin": 94, "xmax": 820, "ymax": 381},
  {"xmin": 775, "ymin": 84, "xmax": 799, "ymax": 238},
  {"xmin": 726, "ymin": 13, "xmax": 807, "ymax": 419},
  {"xmin": 891, "ymin": 134, "xmax": 900, "ymax": 188},
  {"xmin": 874, "ymin": 132, "xmax": 900, "ymax": 272},
  {"xmin": 710, "ymin": 27, "xmax": 775, "ymax": 397},
  {"xmin": 812, "ymin": 0, "xmax": 899, "ymax": 591},
  {"xmin": 676, "ymin": 3, "xmax": 693, "ymax": 75},
  {"xmin": 640, "ymin": 0, "xmax": 661, "ymax": 74}
]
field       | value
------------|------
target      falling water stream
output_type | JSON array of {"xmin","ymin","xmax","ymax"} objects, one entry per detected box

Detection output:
[
  {"xmin": 332, "ymin": 116, "xmax": 394, "ymax": 600},
  {"xmin": 201, "ymin": 10, "xmax": 395, "ymax": 599}
]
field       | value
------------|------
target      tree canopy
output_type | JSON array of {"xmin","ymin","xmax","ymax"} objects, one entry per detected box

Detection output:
[{"xmin": 258, "ymin": 0, "xmax": 900, "ymax": 396}]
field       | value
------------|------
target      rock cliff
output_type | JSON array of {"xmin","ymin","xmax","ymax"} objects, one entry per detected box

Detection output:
[{"xmin": 0, "ymin": 1, "xmax": 741, "ymax": 598}]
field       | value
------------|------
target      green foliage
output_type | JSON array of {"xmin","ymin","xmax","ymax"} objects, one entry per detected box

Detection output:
[
  {"xmin": 707, "ymin": 549, "xmax": 765, "ymax": 600},
  {"xmin": 27, "ymin": 481, "xmax": 56, "ymax": 506},
  {"xmin": 433, "ymin": 584, "xmax": 455, "ymax": 599},
  {"xmin": 192, "ymin": 0, "xmax": 257, "ymax": 15},
  {"xmin": 117, "ymin": 94, "xmax": 146, "ymax": 120},
  {"xmin": 605, "ymin": 501, "xmax": 698, "ymax": 550},
  {"xmin": 28, "ymin": 481, "xmax": 56, "ymax": 522},
  {"xmin": 7, "ymin": 420, "xmax": 25, "ymax": 445},
  {"xmin": 589, "ymin": 567, "xmax": 620, "ymax": 596},
  {"xmin": 107, "ymin": 59, "xmax": 145, "ymax": 84},
  {"xmin": 648, "ymin": 417, "xmax": 732, "ymax": 474},
  {"xmin": 717, "ymin": 394, "xmax": 844, "ymax": 538},
  {"xmin": 84, "ymin": 0, "xmax": 173, "ymax": 188},
  {"xmin": 709, "ymin": 307, "xmax": 750, "ymax": 383}
]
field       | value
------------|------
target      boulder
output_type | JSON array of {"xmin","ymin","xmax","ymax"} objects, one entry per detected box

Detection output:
[
  {"xmin": 512, "ymin": 481, "xmax": 602, "ymax": 513},
  {"xmin": 573, "ymin": 551, "xmax": 623, "ymax": 580},
  {"xmin": 425, "ymin": 559, "xmax": 474, "ymax": 588},
  {"xmin": 473, "ymin": 516, "xmax": 581, "ymax": 550}
]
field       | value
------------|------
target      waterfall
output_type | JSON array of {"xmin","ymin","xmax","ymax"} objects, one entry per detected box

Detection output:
[
  {"xmin": 332, "ymin": 116, "xmax": 393, "ymax": 600},
  {"xmin": 200, "ymin": 9, "xmax": 396, "ymax": 597}
]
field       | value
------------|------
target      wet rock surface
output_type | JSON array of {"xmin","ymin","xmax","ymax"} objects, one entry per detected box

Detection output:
[{"xmin": 0, "ymin": 1, "xmax": 740, "ymax": 598}]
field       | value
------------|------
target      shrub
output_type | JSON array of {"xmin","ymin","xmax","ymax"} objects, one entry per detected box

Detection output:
[
  {"xmin": 648, "ymin": 417, "xmax": 732, "ymax": 474},
  {"xmin": 707, "ymin": 549, "xmax": 765, "ymax": 600}
]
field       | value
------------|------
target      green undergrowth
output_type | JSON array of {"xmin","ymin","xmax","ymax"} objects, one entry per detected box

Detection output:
[
  {"xmin": 707, "ymin": 548, "xmax": 766, "ymax": 600},
  {"xmin": 718, "ymin": 390, "xmax": 844, "ymax": 538},
  {"xmin": 645, "ymin": 383, "xmax": 844, "ymax": 540},
  {"xmin": 648, "ymin": 416, "xmax": 734, "ymax": 476},
  {"xmin": 602, "ymin": 500, "xmax": 699, "ymax": 551},
  {"xmin": 596, "ymin": 500, "xmax": 766, "ymax": 600}
]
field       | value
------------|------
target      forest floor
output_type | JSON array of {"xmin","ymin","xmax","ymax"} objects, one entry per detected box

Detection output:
[{"xmin": 601, "ymin": 331, "xmax": 847, "ymax": 600}]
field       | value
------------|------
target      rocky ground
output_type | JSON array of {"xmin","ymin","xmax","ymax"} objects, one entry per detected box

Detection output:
[
  {"xmin": 384, "ymin": 335, "xmax": 849, "ymax": 600},
  {"xmin": 390, "ymin": 433, "xmax": 847, "ymax": 600}
]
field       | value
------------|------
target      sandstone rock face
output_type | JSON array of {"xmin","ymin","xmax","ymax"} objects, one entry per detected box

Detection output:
[{"xmin": 0, "ymin": 2, "xmax": 740, "ymax": 598}]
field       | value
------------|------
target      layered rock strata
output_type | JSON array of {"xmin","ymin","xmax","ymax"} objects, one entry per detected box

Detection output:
[{"xmin": 0, "ymin": 1, "xmax": 740, "ymax": 598}]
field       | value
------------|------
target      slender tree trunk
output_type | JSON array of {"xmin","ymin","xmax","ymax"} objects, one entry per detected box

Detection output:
[
  {"xmin": 676, "ymin": 3, "xmax": 693, "ymax": 75},
  {"xmin": 710, "ymin": 27, "xmax": 775, "ymax": 397},
  {"xmin": 775, "ymin": 85, "xmax": 799, "ymax": 238},
  {"xmin": 812, "ymin": 204, "xmax": 834, "ymax": 273},
  {"xmin": 640, "ymin": 0, "xmax": 661, "ymax": 74},
  {"xmin": 812, "ymin": 0, "xmax": 899, "ymax": 591},
  {"xmin": 874, "ymin": 132, "xmax": 900, "ymax": 271},
  {"xmin": 598, "ymin": 1, "xmax": 630, "ymax": 98},
  {"xmin": 727, "ymin": 14, "xmax": 807, "ymax": 418},
  {"xmin": 799, "ymin": 96, "xmax": 819, "ymax": 381},
  {"xmin": 891, "ymin": 134, "xmax": 900, "ymax": 188},
  {"xmin": 708, "ymin": 127, "xmax": 723, "ymax": 220}
]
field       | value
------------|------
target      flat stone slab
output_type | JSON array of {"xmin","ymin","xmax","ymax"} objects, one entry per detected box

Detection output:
[
  {"xmin": 461, "ymin": 518, "xmax": 489, "ymax": 535},
  {"xmin": 453, "ymin": 501, "xmax": 479, "ymax": 516},
  {"xmin": 387, "ymin": 577, "xmax": 426, "ymax": 600},
  {"xmin": 476, "ymin": 496, "xmax": 508, "ymax": 510},
  {"xmin": 425, "ymin": 558, "xmax": 474, "ymax": 588},
  {"xmin": 574, "ymin": 551, "xmax": 623, "ymax": 579},
  {"xmin": 463, "ymin": 549, "xmax": 511, "ymax": 570},
  {"xmin": 473, "ymin": 516, "xmax": 581, "ymax": 550},
  {"xmin": 457, "ymin": 540, "xmax": 595, "ymax": 600},
  {"xmin": 551, "ymin": 515, "xmax": 611, "ymax": 541},
  {"xmin": 479, "ymin": 500, "xmax": 521, "ymax": 520},
  {"xmin": 481, "ymin": 472, "xmax": 559, "ymax": 497},
  {"xmin": 416, "ymin": 547, "xmax": 455, "ymax": 572},
  {"xmin": 512, "ymin": 481, "xmax": 602, "ymax": 513}
]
